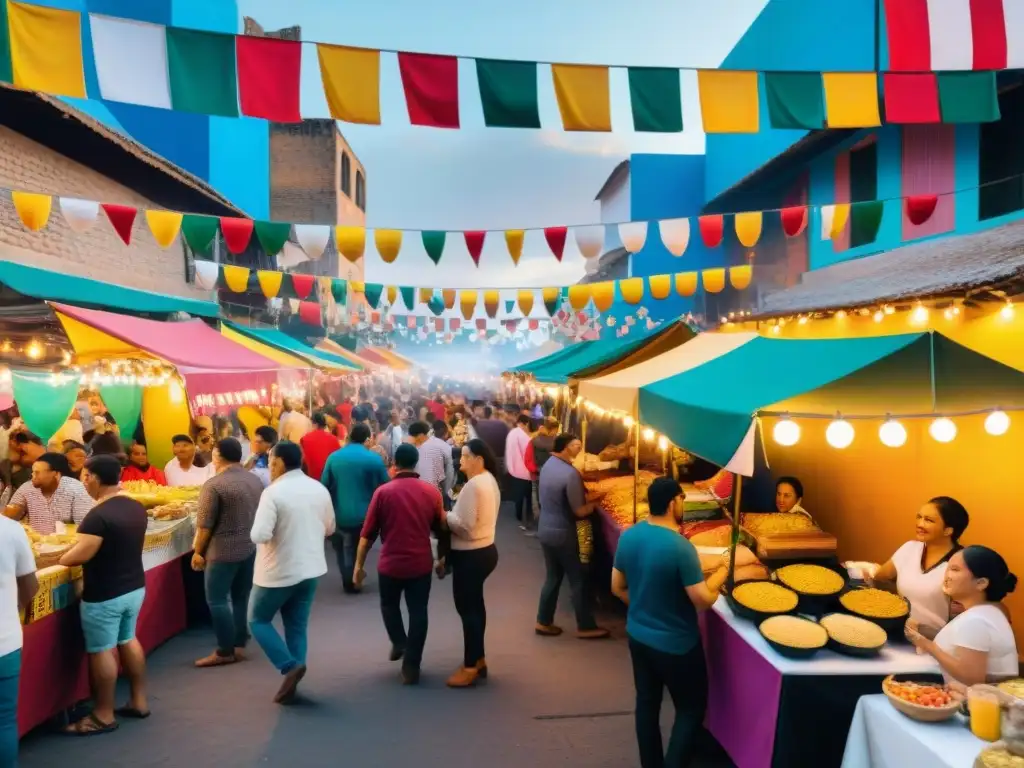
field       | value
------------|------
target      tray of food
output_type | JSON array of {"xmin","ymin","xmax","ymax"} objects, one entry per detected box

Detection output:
[
  {"xmin": 883, "ymin": 675, "xmax": 959, "ymax": 722},
  {"xmin": 773, "ymin": 563, "xmax": 848, "ymax": 615},
  {"xmin": 819, "ymin": 612, "xmax": 887, "ymax": 657},
  {"xmin": 727, "ymin": 579, "xmax": 799, "ymax": 623},
  {"xmin": 839, "ymin": 587, "xmax": 910, "ymax": 635},
  {"xmin": 758, "ymin": 614, "xmax": 828, "ymax": 660}
]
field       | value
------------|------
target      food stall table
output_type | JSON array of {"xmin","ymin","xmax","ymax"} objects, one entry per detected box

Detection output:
[
  {"xmin": 701, "ymin": 602, "xmax": 940, "ymax": 768},
  {"xmin": 841, "ymin": 694, "xmax": 985, "ymax": 768}
]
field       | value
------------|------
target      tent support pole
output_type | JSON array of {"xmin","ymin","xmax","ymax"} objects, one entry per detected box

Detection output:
[
  {"xmin": 632, "ymin": 401, "xmax": 640, "ymax": 525},
  {"xmin": 581, "ymin": 414, "xmax": 588, "ymax": 455},
  {"xmin": 727, "ymin": 475, "xmax": 743, "ymax": 592}
]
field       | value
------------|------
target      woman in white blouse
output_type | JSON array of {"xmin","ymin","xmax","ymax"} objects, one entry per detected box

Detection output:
[
  {"xmin": 905, "ymin": 545, "xmax": 1018, "ymax": 687},
  {"xmin": 444, "ymin": 438, "xmax": 500, "ymax": 689}
]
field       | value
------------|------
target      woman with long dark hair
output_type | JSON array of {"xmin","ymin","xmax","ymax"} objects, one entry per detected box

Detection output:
[{"xmin": 444, "ymin": 438, "xmax": 500, "ymax": 688}]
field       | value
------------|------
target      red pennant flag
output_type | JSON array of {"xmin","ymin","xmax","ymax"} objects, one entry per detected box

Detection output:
[
  {"xmin": 298, "ymin": 300, "xmax": 322, "ymax": 327},
  {"xmin": 883, "ymin": 0, "xmax": 930, "ymax": 72},
  {"xmin": 464, "ymin": 231, "xmax": 486, "ymax": 266},
  {"xmin": 398, "ymin": 52, "xmax": 460, "ymax": 129},
  {"xmin": 370, "ymin": 311, "xmax": 381, "ymax": 325},
  {"xmin": 435, "ymin": 318, "xmax": 444, "ymax": 332},
  {"xmin": 528, "ymin": 319, "xmax": 539, "ymax": 331},
  {"xmin": 290, "ymin": 273, "xmax": 316, "ymax": 300},
  {"xmin": 970, "ymin": 0, "xmax": 1007, "ymax": 71},
  {"xmin": 384, "ymin": 321, "xmax": 394, "ymax": 332},
  {"xmin": 504, "ymin": 320, "xmax": 516, "ymax": 332},
  {"xmin": 883, "ymin": 73, "xmax": 939, "ymax": 124},
  {"xmin": 905, "ymin": 194, "xmax": 939, "ymax": 226},
  {"xmin": 544, "ymin": 226, "xmax": 568, "ymax": 261},
  {"xmin": 236, "ymin": 36, "xmax": 302, "ymax": 122},
  {"xmin": 476, "ymin": 319, "xmax": 487, "ymax": 330},
  {"xmin": 449, "ymin": 318, "xmax": 461, "ymax": 331},
  {"xmin": 220, "ymin": 217, "xmax": 254, "ymax": 255},
  {"xmin": 697, "ymin": 215, "xmax": 724, "ymax": 248},
  {"xmin": 407, "ymin": 316, "xmax": 417, "ymax": 329},
  {"xmin": 101, "ymin": 203, "xmax": 137, "ymax": 245},
  {"xmin": 780, "ymin": 206, "xmax": 807, "ymax": 238}
]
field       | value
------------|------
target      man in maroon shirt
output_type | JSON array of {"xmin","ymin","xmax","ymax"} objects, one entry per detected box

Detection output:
[
  {"xmin": 354, "ymin": 443, "xmax": 444, "ymax": 685},
  {"xmin": 299, "ymin": 412, "xmax": 340, "ymax": 482}
]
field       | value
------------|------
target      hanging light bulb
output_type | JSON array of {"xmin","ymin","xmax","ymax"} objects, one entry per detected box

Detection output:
[
  {"xmin": 929, "ymin": 417, "xmax": 957, "ymax": 443},
  {"xmin": 1001, "ymin": 302, "xmax": 1015, "ymax": 321},
  {"xmin": 771, "ymin": 324, "xmax": 781, "ymax": 335},
  {"xmin": 984, "ymin": 409, "xmax": 1010, "ymax": 436},
  {"xmin": 642, "ymin": 427, "xmax": 655, "ymax": 442},
  {"xmin": 25, "ymin": 340, "xmax": 42, "ymax": 360},
  {"xmin": 836, "ymin": 310, "xmax": 847, "ymax": 320},
  {"xmin": 883, "ymin": 304, "xmax": 895, "ymax": 315},
  {"xmin": 825, "ymin": 417, "xmax": 855, "ymax": 449},
  {"xmin": 657, "ymin": 435, "xmax": 669, "ymax": 451},
  {"xmin": 911, "ymin": 304, "xmax": 929, "ymax": 325},
  {"xmin": 873, "ymin": 310, "xmax": 884, "ymax": 323},
  {"xmin": 773, "ymin": 417, "xmax": 800, "ymax": 447},
  {"xmin": 623, "ymin": 415, "xmax": 635, "ymax": 428},
  {"xmin": 798, "ymin": 315, "xmax": 808, "ymax": 325},
  {"xmin": 879, "ymin": 418, "xmax": 907, "ymax": 448},
  {"xmin": 944, "ymin": 307, "xmax": 955, "ymax": 321}
]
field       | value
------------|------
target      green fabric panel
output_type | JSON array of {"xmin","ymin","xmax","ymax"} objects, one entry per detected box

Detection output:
[
  {"xmin": 544, "ymin": 325, "xmax": 666, "ymax": 381},
  {"xmin": 99, "ymin": 383, "xmax": 142, "ymax": 437},
  {"xmin": 181, "ymin": 214, "xmax": 219, "ymax": 256},
  {"xmin": 475, "ymin": 59, "xmax": 541, "ymax": 128},
  {"xmin": 12, "ymin": 371, "xmax": 80, "ymax": 442},
  {"xmin": 0, "ymin": 260, "xmax": 218, "ymax": 317},
  {"xmin": 363, "ymin": 283, "xmax": 383, "ymax": 309},
  {"xmin": 421, "ymin": 231, "xmax": 446, "ymax": 265},
  {"xmin": 508, "ymin": 342, "xmax": 584, "ymax": 374},
  {"xmin": 938, "ymin": 71, "xmax": 1000, "ymax": 124},
  {"xmin": 399, "ymin": 286, "xmax": 416, "ymax": 311},
  {"xmin": 764, "ymin": 72, "xmax": 824, "ymax": 130},
  {"xmin": 254, "ymin": 221, "xmax": 292, "ymax": 257},
  {"xmin": 331, "ymin": 279, "xmax": 348, "ymax": 305},
  {"xmin": 227, "ymin": 323, "xmax": 359, "ymax": 370},
  {"xmin": 0, "ymin": 2, "xmax": 12, "ymax": 84},
  {"xmin": 639, "ymin": 334, "xmax": 925, "ymax": 467},
  {"xmin": 849, "ymin": 200, "xmax": 885, "ymax": 247},
  {"xmin": 166, "ymin": 27, "xmax": 239, "ymax": 117},
  {"xmin": 627, "ymin": 67, "xmax": 683, "ymax": 132}
]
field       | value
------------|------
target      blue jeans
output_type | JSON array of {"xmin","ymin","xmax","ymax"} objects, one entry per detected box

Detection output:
[
  {"xmin": 331, "ymin": 528, "xmax": 361, "ymax": 590},
  {"xmin": 0, "ymin": 650, "xmax": 19, "ymax": 768},
  {"xmin": 248, "ymin": 579, "xmax": 318, "ymax": 674},
  {"xmin": 205, "ymin": 554, "xmax": 255, "ymax": 655}
]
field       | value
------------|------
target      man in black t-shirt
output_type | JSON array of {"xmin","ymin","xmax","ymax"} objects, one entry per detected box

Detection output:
[{"xmin": 59, "ymin": 455, "xmax": 149, "ymax": 736}]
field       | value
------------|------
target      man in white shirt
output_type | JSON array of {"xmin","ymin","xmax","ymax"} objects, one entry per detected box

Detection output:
[
  {"xmin": 0, "ymin": 515, "xmax": 38, "ymax": 763},
  {"xmin": 249, "ymin": 441, "xmax": 335, "ymax": 705},
  {"xmin": 163, "ymin": 434, "xmax": 214, "ymax": 487},
  {"xmin": 3, "ymin": 452, "xmax": 93, "ymax": 534},
  {"xmin": 505, "ymin": 414, "xmax": 534, "ymax": 531}
]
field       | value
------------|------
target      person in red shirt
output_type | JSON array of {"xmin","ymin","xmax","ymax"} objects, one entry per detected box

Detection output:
[
  {"xmin": 299, "ymin": 412, "xmax": 341, "ymax": 482},
  {"xmin": 121, "ymin": 442, "xmax": 167, "ymax": 485},
  {"xmin": 336, "ymin": 399, "xmax": 354, "ymax": 428},
  {"xmin": 353, "ymin": 443, "xmax": 444, "ymax": 686},
  {"xmin": 427, "ymin": 396, "xmax": 446, "ymax": 425}
]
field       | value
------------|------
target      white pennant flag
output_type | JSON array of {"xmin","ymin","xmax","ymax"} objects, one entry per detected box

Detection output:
[
  {"xmin": 59, "ymin": 198, "xmax": 100, "ymax": 233},
  {"xmin": 618, "ymin": 221, "xmax": 648, "ymax": 253},
  {"xmin": 573, "ymin": 225, "xmax": 605, "ymax": 259},
  {"xmin": 193, "ymin": 260, "xmax": 219, "ymax": 290},
  {"xmin": 294, "ymin": 224, "xmax": 331, "ymax": 260},
  {"xmin": 659, "ymin": 218, "xmax": 690, "ymax": 257},
  {"xmin": 820, "ymin": 205, "xmax": 836, "ymax": 241}
]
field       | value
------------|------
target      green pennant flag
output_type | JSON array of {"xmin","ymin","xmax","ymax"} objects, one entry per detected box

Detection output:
[
  {"xmin": 400, "ymin": 286, "xmax": 416, "ymax": 311},
  {"xmin": 476, "ymin": 59, "xmax": 541, "ymax": 129},
  {"xmin": 99, "ymin": 383, "xmax": 142, "ymax": 438},
  {"xmin": 11, "ymin": 371, "xmax": 80, "ymax": 442},
  {"xmin": 850, "ymin": 200, "xmax": 885, "ymax": 248},
  {"xmin": 0, "ymin": 2, "xmax": 12, "ymax": 84},
  {"xmin": 938, "ymin": 71, "xmax": 1000, "ymax": 124},
  {"xmin": 422, "ymin": 231, "xmax": 446, "ymax": 265},
  {"xmin": 627, "ymin": 67, "xmax": 683, "ymax": 133},
  {"xmin": 181, "ymin": 214, "xmax": 219, "ymax": 256},
  {"xmin": 331, "ymin": 278, "xmax": 348, "ymax": 305},
  {"xmin": 543, "ymin": 294, "xmax": 560, "ymax": 316},
  {"xmin": 166, "ymin": 27, "xmax": 239, "ymax": 117},
  {"xmin": 764, "ymin": 72, "xmax": 825, "ymax": 129},
  {"xmin": 428, "ymin": 296, "xmax": 445, "ymax": 316},
  {"xmin": 255, "ymin": 220, "xmax": 291, "ymax": 257},
  {"xmin": 363, "ymin": 283, "xmax": 383, "ymax": 309},
  {"xmin": 504, "ymin": 300, "xmax": 516, "ymax": 314}
]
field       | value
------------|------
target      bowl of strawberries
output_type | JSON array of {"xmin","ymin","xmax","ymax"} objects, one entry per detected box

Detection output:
[{"xmin": 883, "ymin": 675, "xmax": 961, "ymax": 722}]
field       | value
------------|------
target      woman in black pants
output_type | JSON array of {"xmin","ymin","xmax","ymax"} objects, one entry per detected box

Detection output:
[{"xmin": 444, "ymin": 439, "xmax": 501, "ymax": 688}]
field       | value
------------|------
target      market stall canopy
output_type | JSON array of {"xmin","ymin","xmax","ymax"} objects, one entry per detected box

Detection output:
[
  {"xmin": 316, "ymin": 338, "xmax": 375, "ymax": 370},
  {"xmin": 355, "ymin": 347, "xmax": 394, "ymax": 368},
  {"xmin": 51, "ymin": 303, "xmax": 299, "ymax": 414},
  {"xmin": 223, "ymin": 323, "xmax": 362, "ymax": 373},
  {"xmin": 0, "ymin": 260, "xmax": 219, "ymax": 318},
  {"xmin": 364, "ymin": 346, "xmax": 413, "ymax": 371},
  {"xmin": 506, "ymin": 341, "xmax": 582, "ymax": 376},
  {"xmin": 639, "ymin": 331, "xmax": 1024, "ymax": 476}
]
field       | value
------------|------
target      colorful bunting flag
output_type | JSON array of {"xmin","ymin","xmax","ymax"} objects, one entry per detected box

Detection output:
[
  {"xmin": 332, "ymin": 279, "xmax": 348, "ymax": 305},
  {"xmin": 659, "ymin": 218, "xmax": 690, "ymax": 257},
  {"xmin": 386, "ymin": 286, "xmax": 398, "ymax": 305},
  {"xmin": 883, "ymin": 73, "xmax": 940, "ymax": 124},
  {"xmin": 517, "ymin": 290, "xmax": 534, "ymax": 316},
  {"xmin": 236, "ymin": 36, "xmax": 301, "ymax": 122},
  {"xmin": 289, "ymin": 273, "xmax": 316, "ymax": 301},
  {"xmin": 905, "ymin": 194, "xmax": 939, "ymax": 226},
  {"xmin": 298, "ymin": 301, "xmax": 322, "ymax": 327},
  {"xmin": 442, "ymin": 289, "xmax": 456, "ymax": 309},
  {"xmin": 295, "ymin": 224, "xmax": 331, "ymax": 260},
  {"xmin": 11, "ymin": 191, "xmax": 51, "ymax": 231},
  {"xmin": 619, "ymin": 278, "xmax": 644, "ymax": 305},
  {"xmin": 649, "ymin": 274, "xmax": 672, "ymax": 300},
  {"xmin": 422, "ymin": 231, "xmax": 446, "ymax": 265},
  {"xmin": 181, "ymin": 214, "xmax": 218, "ymax": 255},
  {"xmin": 850, "ymin": 200, "xmax": 885, "ymax": 247},
  {"xmin": 59, "ymin": 198, "xmax": 99, "ymax": 233},
  {"xmin": 193, "ymin": 260, "xmax": 218, "ymax": 290},
  {"xmin": 336, "ymin": 226, "xmax": 366, "ymax": 263},
  {"xmin": 551, "ymin": 64, "xmax": 611, "ymax": 132},
  {"xmin": 542, "ymin": 287, "xmax": 560, "ymax": 316},
  {"xmin": 544, "ymin": 227, "xmax": 568, "ymax": 261},
  {"xmin": 730, "ymin": 265, "xmax": 753, "ymax": 291},
  {"xmin": 734, "ymin": 212, "xmax": 762, "ymax": 248},
  {"xmin": 363, "ymin": 283, "xmax": 383, "ymax": 309},
  {"xmin": 221, "ymin": 264, "xmax": 250, "ymax": 293},
  {"xmin": 619, "ymin": 222, "xmax": 647, "ymax": 253},
  {"xmin": 375, "ymin": 229, "xmax": 402, "ymax": 263},
  {"xmin": 822, "ymin": 73, "xmax": 880, "ymax": 128},
  {"xmin": 780, "ymin": 206, "xmax": 808, "ymax": 238},
  {"xmin": 166, "ymin": 27, "xmax": 238, "ymax": 117},
  {"xmin": 476, "ymin": 59, "xmax": 540, "ymax": 128},
  {"xmin": 220, "ymin": 217, "xmax": 253, "ymax": 255},
  {"xmin": 257, "ymin": 270, "xmax": 283, "ymax": 299},
  {"xmin": 937, "ymin": 71, "xmax": 1000, "ymax": 123},
  {"xmin": 317, "ymin": 44, "xmax": 381, "ymax": 125},
  {"xmin": 675, "ymin": 272, "xmax": 698, "ymax": 297},
  {"xmin": 254, "ymin": 220, "xmax": 291, "ymax": 257},
  {"xmin": 400, "ymin": 286, "xmax": 415, "ymax": 311},
  {"xmin": 102, "ymin": 204, "xmax": 137, "ymax": 245},
  {"xmin": 505, "ymin": 230, "xmax": 524, "ymax": 265},
  {"xmin": 398, "ymin": 52, "xmax": 459, "ymax": 129},
  {"xmin": 627, "ymin": 67, "xmax": 683, "ymax": 132},
  {"xmin": 589, "ymin": 282, "xmax": 614, "ymax": 313},
  {"xmin": 144, "ymin": 209, "xmax": 182, "ymax": 248},
  {"xmin": 568, "ymin": 285, "xmax": 591, "ymax": 311},
  {"xmin": 764, "ymin": 72, "xmax": 824, "ymax": 130},
  {"xmin": 483, "ymin": 290, "xmax": 500, "ymax": 318},
  {"xmin": 8, "ymin": 2, "xmax": 85, "ymax": 98},
  {"xmin": 463, "ymin": 231, "xmax": 486, "ymax": 266},
  {"xmin": 702, "ymin": 268, "xmax": 726, "ymax": 294},
  {"xmin": 418, "ymin": 288, "xmax": 433, "ymax": 305},
  {"xmin": 697, "ymin": 70, "xmax": 759, "ymax": 133},
  {"xmin": 459, "ymin": 290, "xmax": 477, "ymax": 320},
  {"xmin": 698, "ymin": 215, "xmax": 724, "ymax": 248}
]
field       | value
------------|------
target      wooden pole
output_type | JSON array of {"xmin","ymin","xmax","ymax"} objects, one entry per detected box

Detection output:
[
  {"xmin": 632, "ymin": 402, "xmax": 640, "ymax": 525},
  {"xmin": 727, "ymin": 475, "xmax": 744, "ymax": 592}
]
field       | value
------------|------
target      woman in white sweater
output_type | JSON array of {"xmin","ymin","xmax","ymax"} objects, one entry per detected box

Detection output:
[{"xmin": 444, "ymin": 438, "xmax": 500, "ymax": 688}]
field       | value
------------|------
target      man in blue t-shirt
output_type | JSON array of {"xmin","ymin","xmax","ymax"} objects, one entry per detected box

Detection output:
[{"xmin": 612, "ymin": 477, "xmax": 732, "ymax": 768}]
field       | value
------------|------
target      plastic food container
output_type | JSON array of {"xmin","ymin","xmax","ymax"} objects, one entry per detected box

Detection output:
[
  {"xmin": 970, "ymin": 685, "xmax": 1004, "ymax": 742},
  {"xmin": 1003, "ymin": 695, "xmax": 1024, "ymax": 753}
]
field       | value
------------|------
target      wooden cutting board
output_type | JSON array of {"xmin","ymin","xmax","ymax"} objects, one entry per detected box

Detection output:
[{"xmin": 756, "ymin": 530, "xmax": 838, "ymax": 561}]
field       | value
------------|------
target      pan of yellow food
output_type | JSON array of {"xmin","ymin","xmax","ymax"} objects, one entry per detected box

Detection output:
[
  {"xmin": 727, "ymin": 579, "xmax": 799, "ymax": 624},
  {"xmin": 758, "ymin": 615, "xmax": 828, "ymax": 660},
  {"xmin": 819, "ymin": 612, "xmax": 887, "ymax": 657},
  {"xmin": 839, "ymin": 587, "xmax": 910, "ymax": 635},
  {"xmin": 774, "ymin": 563, "xmax": 848, "ymax": 615}
]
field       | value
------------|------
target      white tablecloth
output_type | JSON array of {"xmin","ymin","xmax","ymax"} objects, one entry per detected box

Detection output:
[
  {"xmin": 842, "ymin": 694, "xmax": 985, "ymax": 768},
  {"xmin": 713, "ymin": 602, "xmax": 940, "ymax": 676}
]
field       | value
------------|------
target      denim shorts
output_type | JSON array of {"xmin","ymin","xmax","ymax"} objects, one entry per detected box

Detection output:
[{"xmin": 80, "ymin": 587, "xmax": 146, "ymax": 653}]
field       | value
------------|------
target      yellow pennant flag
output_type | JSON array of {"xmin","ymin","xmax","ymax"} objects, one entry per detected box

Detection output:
[
  {"xmin": 442, "ymin": 289, "xmax": 456, "ymax": 309},
  {"xmin": 619, "ymin": 277, "xmax": 645, "ymax": 305},
  {"xmin": 648, "ymin": 274, "xmax": 672, "ymax": 300},
  {"xmin": 541, "ymin": 287, "xmax": 560, "ymax": 313},
  {"xmin": 11, "ymin": 191, "xmax": 51, "ymax": 231},
  {"xmin": 831, "ymin": 203, "xmax": 851, "ymax": 240},
  {"xmin": 697, "ymin": 70, "xmax": 759, "ymax": 134},
  {"xmin": 418, "ymin": 288, "xmax": 433, "ymax": 305},
  {"xmin": 568, "ymin": 284, "xmax": 591, "ymax": 311},
  {"xmin": 256, "ymin": 270, "xmax": 283, "ymax": 299},
  {"xmin": 374, "ymin": 229, "xmax": 402, "ymax": 263},
  {"xmin": 591, "ymin": 282, "xmax": 616, "ymax": 313},
  {"xmin": 386, "ymin": 286, "xmax": 398, "ymax": 305},
  {"xmin": 730, "ymin": 265, "xmax": 753, "ymax": 291},
  {"xmin": 8, "ymin": 2, "xmax": 86, "ymax": 98},
  {"xmin": 222, "ymin": 265, "xmax": 251, "ymax": 293},
  {"xmin": 734, "ymin": 212, "xmax": 763, "ymax": 248},
  {"xmin": 145, "ymin": 210, "xmax": 182, "ymax": 248},
  {"xmin": 823, "ymin": 73, "xmax": 881, "ymax": 129},
  {"xmin": 702, "ymin": 268, "xmax": 726, "ymax": 294},
  {"xmin": 551, "ymin": 64, "xmax": 612, "ymax": 132},
  {"xmin": 483, "ymin": 289, "xmax": 500, "ymax": 318},
  {"xmin": 517, "ymin": 289, "xmax": 534, "ymax": 317},
  {"xmin": 504, "ymin": 230, "xmax": 525, "ymax": 265},
  {"xmin": 317, "ymin": 44, "xmax": 381, "ymax": 125},
  {"xmin": 675, "ymin": 272, "xmax": 699, "ymax": 297},
  {"xmin": 335, "ymin": 226, "xmax": 366, "ymax": 263},
  {"xmin": 459, "ymin": 290, "xmax": 477, "ymax": 320}
]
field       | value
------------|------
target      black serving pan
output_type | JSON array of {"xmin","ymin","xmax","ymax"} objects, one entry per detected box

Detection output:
[
  {"xmin": 726, "ymin": 579, "xmax": 799, "ymax": 624},
  {"xmin": 837, "ymin": 587, "xmax": 910, "ymax": 639},
  {"xmin": 772, "ymin": 563, "xmax": 850, "ymax": 617},
  {"xmin": 819, "ymin": 613, "xmax": 886, "ymax": 658},
  {"xmin": 758, "ymin": 616, "xmax": 827, "ymax": 660}
]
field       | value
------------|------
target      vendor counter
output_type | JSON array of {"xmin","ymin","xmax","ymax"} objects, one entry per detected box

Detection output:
[{"xmin": 18, "ymin": 516, "xmax": 195, "ymax": 736}]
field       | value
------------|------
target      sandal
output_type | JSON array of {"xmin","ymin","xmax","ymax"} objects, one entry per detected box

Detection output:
[
  {"xmin": 115, "ymin": 706, "xmax": 150, "ymax": 719},
  {"xmin": 64, "ymin": 713, "xmax": 119, "ymax": 736}
]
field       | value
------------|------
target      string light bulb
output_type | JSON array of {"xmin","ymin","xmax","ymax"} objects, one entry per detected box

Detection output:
[
  {"xmin": 873, "ymin": 310, "xmax": 884, "ymax": 323},
  {"xmin": 623, "ymin": 416, "xmax": 635, "ymax": 428},
  {"xmin": 773, "ymin": 417, "xmax": 800, "ymax": 447},
  {"xmin": 25, "ymin": 340, "xmax": 42, "ymax": 360},
  {"xmin": 879, "ymin": 418, "xmax": 907, "ymax": 448},
  {"xmin": 929, "ymin": 417, "xmax": 957, "ymax": 443},
  {"xmin": 883, "ymin": 304, "xmax": 895, "ymax": 315},
  {"xmin": 798, "ymin": 316, "xmax": 808, "ymax": 325},
  {"xmin": 642, "ymin": 427, "xmax": 655, "ymax": 442},
  {"xmin": 825, "ymin": 417, "xmax": 855, "ymax": 449},
  {"xmin": 657, "ymin": 435, "xmax": 669, "ymax": 451},
  {"xmin": 836, "ymin": 310, "xmax": 847, "ymax": 320},
  {"xmin": 771, "ymin": 324, "xmax": 781, "ymax": 335},
  {"xmin": 911, "ymin": 304, "xmax": 929, "ymax": 325},
  {"xmin": 1001, "ymin": 302, "xmax": 1015, "ymax": 321},
  {"xmin": 944, "ymin": 307, "xmax": 955, "ymax": 321},
  {"xmin": 984, "ymin": 409, "xmax": 1010, "ymax": 436}
]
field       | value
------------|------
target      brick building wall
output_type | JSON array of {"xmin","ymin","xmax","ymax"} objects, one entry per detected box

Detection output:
[{"xmin": 0, "ymin": 125, "xmax": 207, "ymax": 298}]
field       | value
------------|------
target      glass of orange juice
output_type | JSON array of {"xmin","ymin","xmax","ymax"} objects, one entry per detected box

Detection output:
[{"xmin": 968, "ymin": 685, "xmax": 1002, "ymax": 742}]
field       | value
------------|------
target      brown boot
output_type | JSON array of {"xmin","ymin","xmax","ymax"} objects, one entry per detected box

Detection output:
[
  {"xmin": 446, "ymin": 666, "xmax": 480, "ymax": 688},
  {"xmin": 475, "ymin": 658, "xmax": 488, "ymax": 680},
  {"xmin": 535, "ymin": 623, "xmax": 563, "ymax": 637},
  {"xmin": 194, "ymin": 651, "xmax": 237, "ymax": 668},
  {"xmin": 576, "ymin": 627, "xmax": 611, "ymax": 640},
  {"xmin": 274, "ymin": 664, "xmax": 307, "ymax": 704}
]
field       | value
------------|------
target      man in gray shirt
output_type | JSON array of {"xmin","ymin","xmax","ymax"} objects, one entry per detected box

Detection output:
[{"xmin": 535, "ymin": 433, "xmax": 608, "ymax": 639}]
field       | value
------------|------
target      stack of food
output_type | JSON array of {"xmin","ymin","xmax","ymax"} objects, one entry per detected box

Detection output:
[
  {"xmin": 22, "ymin": 525, "xmax": 77, "ymax": 569},
  {"xmin": 741, "ymin": 513, "xmax": 819, "ymax": 537},
  {"xmin": 759, "ymin": 615, "xmax": 828, "ymax": 658},
  {"xmin": 729, "ymin": 580, "xmax": 799, "ymax": 622},
  {"xmin": 589, "ymin": 472, "xmax": 659, "ymax": 530},
  {"xmin": 819, "ymin": 613, "xmax": 887, "ymax": 655},
  {"xmin": 976, "ymin": 746, "xmax": 1024, "ymax": 768},
  {"xmin": 149, "ymin": 499, "xmax": 195, "ymax": 521},
  {"xmin": 122, "ymin": 481, "xmax": 201, "ymax": 509},
  {"xmin": 840, "ymin": 588, "xmax": 910, "ymax": 628}
]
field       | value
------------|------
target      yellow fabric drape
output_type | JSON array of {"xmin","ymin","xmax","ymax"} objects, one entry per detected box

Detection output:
[
  {"xmin": 648, "ymin": 274, "xmax": 672, "ymax": 300},
  {"xmin": 256, "ymin": 270, "xmax": 283, "ymax": 299},
  {"xmin": 551, "ymin": 64, "xmax": 612, "ymax": 132},
  {"xmin": 734, "ymin": 212, "xmax": 763, "ymax": 248},
  {"xmin": 505, "ymin": 230, "xmax": 524, "ymax": 265},
  {"xmin": 459, "ymin": 290, "xmax": 477, "ymax": 320},
  {"xmin": 335, "ymin": 226, "xmax": 366, "ymax": 263},
  {"xmin": 702, "ymin": 268, "xmax": 726, "ymax": 294},
  {"xmin": 222, "ymin": 265, "xmax": 250, "ymax": 293},
  {"xmin": 55, "ymin": 311, "xmax": 144, "ymax": 361},
  {"xmin": 11, "ymin": 191, "xmax": 51, "ymax": 231},
  {"xmin": 697, "ymin": 70, "xmax": 759, "ymax": 133},
  {"xmin": 675, "ymin": 272, "xmax": 699, "ymax": 297},
  {"xmin": 8, "ymin": 2, "xmax": 86, "ymax": 98},
  {"xmin": 387, "ymin": 286, "xmax": 398, "ymax": 305},
  {"xmin": 317, "ymin": 44, "xmax": 381, "ymax": 124},
  {"xmin": 142, "ymin": 381, "xmax": 192, "ymax": 470},
  {"xmin": 831, "ymin": 203, "xmax": 851, "ymax": 240},
  {"xmin": 145, "ymin": 210, "xmax": 182, "ymax": 248},
  {"xmin": 568, "ymin": 284, "xmax": 591, "ymax": 311},
  {"xmin": 590, "ymin": 282, "xmax": 616, "ymax": 313},
  {"xmin": 619, "ymin": 277, "xmax": 645, "ymax": 305},
  {"xmin": 442, "ymin": 289, "xmax": 456, "ymax": 309},
  {"xmin": 823, "ymin": 73, "xmax": 881, "ymax": 128},
  {"xmin": 374, "ymin": 229, "xmax": 402, "ymax": 263},
  {"xmin": 730, "ymin": 265, "xmax": 753, "ymax": 291},
  {"xmin": 483, "ymin": 289, "xmax": 500, "ymax": 318},
  {"xmin": 517, "ymin": 290, "xmax": 534, "ymax": 317}
]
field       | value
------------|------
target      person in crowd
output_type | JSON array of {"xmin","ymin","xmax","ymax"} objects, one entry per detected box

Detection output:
[
  {"xmin": 353, "ymin": 444, "xmax": 444, "ymax": 685},
  {"xmin": 444, "ymin": 439, "xmax": 500, "ymax": 688},
  {"xmin": 0, "ymin": 494, "xmax": 37, "ymax": 762},
  {"xmin": 244, "ymin": 425, "xmax": 277, "ymax": 488},
  {"xmin": 60, "ymin": 455, "xmax": 149, "ymax": 735},
  {"xmin": 320, "ymin": 423, "xmax": 390, "ymax": 594},
  {"xmin": 525, "ymin": 417, "xmax": 559, "ymax": 536},
  {"xmin": 61, "ymin": 441, "xmax": 88, "ymax": 482},
  {"xmin": 473, "ymin": 406, "xmax": 509, "ymax": 478},
  {"xmin": 352, "ymin": 405, "xmax": 389, "ymax": 464},
  {"xmin": 121, "ymin": 442, "xmax": 166, "ymax": 485},
  {"xmin": 774, "ymin": 476, "xmax": 811, "ymax": 520},
  {"xmin": 87, "ymin": 417, "xmax": 124, "ymax": 458},
  {"xmin": 6, "ymin": 432, "xmax": 43, "ymax": 494},
  {"xmin": 192, "ymin": 438, "xmax": 264, "ymax": 668},
  {"xmin": 249, "ymin": 441, "xmax": 335, "ymax": 704},
  {"xmin": 336, "ymin": 396, "xmax": 355, "ymax": 429},
  {"xmin": 866, "ymin": 497, "xmax": 970, "ymax": 633},
  {"xmin": 279, "ymin": 400, "xmax": 313, "ymax": 444},
  {"xmin": 380, "ymin": 410, "xmax": 404, "ymax": 464},
  {"xmin": 195, "ymin": 428, "xmax": 215, "ymax": 466},
  {"xmin": 164, "ymin": 435, "xmax": 213, "ymax": 487},
  {"xmin": 535, "ymin": 434, "xmax": 608, "ymax": 639},
  {"xmin": 408, "ymin": 421, "xmax": 454, "ymax": 507},
  {"xmin": 3, "ymin": 452, "xmax": 92, "ymax": 534},
  {"xmin": 906, "ymin": 545, "xmax": 1018, "ymax": 687},
  {"xmin": 299, "ymin": 412, "xmax": 340, "ymax": 483},
  {"xmin": 426, "ymin": 393, "xmax": 447, "ymax": 424},
  {"xmin": 51, "ymin": 409, "xmax": 84, "ymax": 449},
  {"xmin": 612, "ymin": 477, "xmax": 737, "ymax": 768},
  {"xmin": 504, "ymin": 414, "xmax": 534, "ymax": 532}
]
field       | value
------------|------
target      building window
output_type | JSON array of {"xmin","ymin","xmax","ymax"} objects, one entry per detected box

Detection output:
[
  {"xmin": 355, "ymin": 170, "xmax": 366, "ymax": 211},
  {"xmin": 341, "ymin": 152, "xmax": 351, "ymax": 197},
  {"xmin": 847, "ymin": 138, "xmax": 878, "ymax": 249},
  {"xmin": 979, "ymin": 85, "xmax": 1024, "ymax": 221}
]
